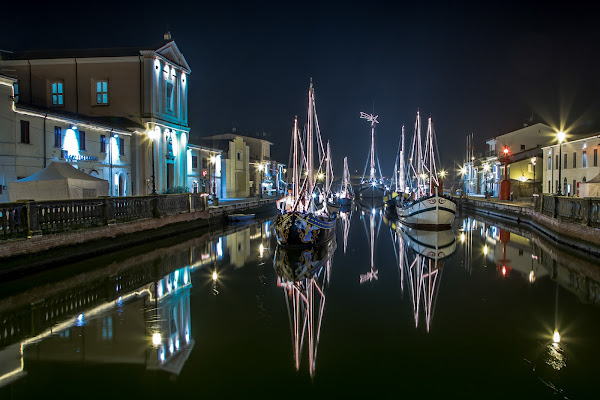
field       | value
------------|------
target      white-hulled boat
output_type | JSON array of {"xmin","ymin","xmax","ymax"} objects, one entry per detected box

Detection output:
[{"xmin": 397, "ymin": 111, "xmax": 456, "ymax": 229}]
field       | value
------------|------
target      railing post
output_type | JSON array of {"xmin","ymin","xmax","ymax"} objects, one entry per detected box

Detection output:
[
  {"xmin": 584, "ymin": 198, "xmax": 592, "ymax": 227},
  {"xmin": 18, "ymin": 200, "xmax": 41, "ymax": 238},
  {"xmin": 152, "ymin": 195, "xmax": 161, "ymax": 218},
  {"xmin": 553, "ymin": 195, "xmax": 560, "ymax": 219},
  {"xmin": 188, "ymin": 193, "xmax": 192, "ymax": 212},
  {"xmin": 101, "ymin": 196, "xmax": 116, "ymax": 225}
]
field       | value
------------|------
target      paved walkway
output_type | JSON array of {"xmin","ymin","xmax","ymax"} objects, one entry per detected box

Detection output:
[{"xmin": 459, "ymin": 195, "xmax": 534, "ymax": 209}]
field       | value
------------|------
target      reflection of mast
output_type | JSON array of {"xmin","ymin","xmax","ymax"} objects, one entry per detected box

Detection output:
[
  {"xmin": 360, "ymin": 208, "xmax": 380, "ymax": 284},
  {"xmin": 399, "ymin": 228, "xmax": 454, "ymax": 332},
  {"xmin": 276, "ymin": 245, "xmax": 335, "ymax": 378},
  {"xmin": 340, "ymin": 208, "xmax": 353, "ymax": 254}
]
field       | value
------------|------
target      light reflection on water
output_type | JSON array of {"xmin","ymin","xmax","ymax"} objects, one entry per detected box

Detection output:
[{"xmin": 0, "ymin": 210, "xmax": 599, "ymax": 398}]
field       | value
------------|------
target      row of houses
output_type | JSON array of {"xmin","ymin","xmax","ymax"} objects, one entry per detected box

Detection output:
[
  {"xmin": 461, "ymin": 122, "xmax": 600, "ymax": 198},
  {"xmin": 0, "ymin": 33, "xmax": 286, "ymax": 203}
]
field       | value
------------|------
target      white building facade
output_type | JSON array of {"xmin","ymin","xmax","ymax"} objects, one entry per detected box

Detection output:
[{"xmin": 541, "ymin": 133, "xmax": 600, "ymax": 196}]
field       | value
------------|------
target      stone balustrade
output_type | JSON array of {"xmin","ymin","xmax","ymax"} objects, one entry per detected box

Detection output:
[
  {"xmin": 0, "ymin": 193, "xmax": 209, "ymax": 240},
  {"xmin": 535, "ymin": 194, "xmax": 600, "ymax": 228}
]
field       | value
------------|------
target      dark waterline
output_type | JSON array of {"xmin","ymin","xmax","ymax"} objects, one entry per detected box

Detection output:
[{"xmin": 1, "ymin": 208, "xmax": 599, "ymax": 399}]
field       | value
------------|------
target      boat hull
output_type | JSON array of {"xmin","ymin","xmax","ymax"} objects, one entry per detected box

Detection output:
[
  {"xmin": 274, "ymin": 239, "xmax": 337, "ymax": 282},
  {"xmin": 358, "ymin": 185, "xmax": 384, "ymax": 198},
  {"xmin": 397, "ymin": 193, "xmax": 456, "ymax": 229},
  {"xmin": 398, "ymin": 226, "xmax": 457, "ymax": 261},
  {"xmin": 338, "ymin": 197, "xmax": 353, "ymax": 206},
  {"xmin": 275, "ymin": 212, "xmax": 337, "ymax": 247}
]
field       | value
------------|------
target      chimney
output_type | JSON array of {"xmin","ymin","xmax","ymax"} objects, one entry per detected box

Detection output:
[{"xmin": 164, "ymin": 31, "xmax": 172, "ymax": 40}]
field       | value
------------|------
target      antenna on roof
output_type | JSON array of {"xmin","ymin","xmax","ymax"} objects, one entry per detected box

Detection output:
[{"xmin": 164, "ymin": 31, "xmax": 172, "ymax": 40}]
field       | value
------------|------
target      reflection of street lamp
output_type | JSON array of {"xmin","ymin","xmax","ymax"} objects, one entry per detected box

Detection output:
[
  {"xmin": 557, "ymin": 131, "xmax": 566, "ymax": 195},
  {"xmin": 531, "ymin": 156, "xmax": 537, "ymax": 196},
  {"xmin": 460, "ymin": 166, "xmax": 467, "ymax": 195}
]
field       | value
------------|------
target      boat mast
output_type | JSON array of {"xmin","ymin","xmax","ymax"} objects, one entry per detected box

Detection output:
[
  {"xmin": 360, "ymin": 112, "xmax": 379, "ymax": 183},
  {"xmin": 415, "ymin": 111, "xmax": 423, "ymax": 195},
  {"xmin": 326, "ymin": 141, "xmax": 331, "ymax": 196},
  {"xmin": 293, "ymin": 116, "xmax": 299, "ymax": 201},
  {"xmin": 307, "ymin": 79, "xmax": 314, "ymax": 211},
  {"xmin": 400, "ymin": 124, "xmax": 405, "ymax": 193}
]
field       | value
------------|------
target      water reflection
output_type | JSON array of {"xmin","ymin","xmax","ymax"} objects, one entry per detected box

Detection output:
[
  {"xmin": 395, "ymin": 226, "xmax": 457, "ymax": 331},
  {"xmin": 358, "ymin": 205, "xmax": 383, "ymax": 284},
  {"xmin": 274, "ymin": 239, "xmax": 337, "ymax": 378},
  {"xmin": 0, "ymin": 218, "xmax": 275, "ymax": 389}
]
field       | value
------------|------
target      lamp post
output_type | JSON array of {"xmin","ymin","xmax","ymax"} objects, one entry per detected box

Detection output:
[
  {"xmin": 209, "ymin": 155, "xmax": 217, "ymax": 200},
  {"xmin": 483, "ymin": 164, "xmax": 490, "ymax": 198},
  {"xmin": 147, "ymin": 129, "xmax": 158, "ymax": 195},
  {"xmin": 557, "ymin": 131, "xmax": 565, "ymax": 195},
  {"xmin": 531, "ymin": 156, "xmax": 537, "ymax": 196}
]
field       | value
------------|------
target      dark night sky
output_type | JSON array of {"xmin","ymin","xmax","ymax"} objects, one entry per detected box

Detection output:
[{"xmin": 3, "ymin": 1, "xmax": 600, "ymax": 176}]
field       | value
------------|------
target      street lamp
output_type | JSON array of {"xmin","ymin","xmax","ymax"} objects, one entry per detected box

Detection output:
[
  {"xmin": 148, "ymin": 128, "xmax": 159, "ymax": 195},
  {"xmin": 531, "ymin": 156, "xmax": 537, "ymax": 196},
  {"xmin": 557, "ymin": 131, "xmax": 566, "ymax": 195}
]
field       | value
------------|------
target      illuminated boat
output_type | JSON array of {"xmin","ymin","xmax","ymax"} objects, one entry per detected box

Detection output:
[
  {"xmin": 358, "ymin": 112, "xmax": 385, "ymax": 198},
  {"xmin": 397, "ymin": 111, "xmax": 456, "ymax": 229},
  {"xmin": 273, "ymin": 238, "xmax": 337, "ymax": 282},
  {"xmin": 274, "ymin": 79, "xmax": 337, "ymax": 247},
  {"xmin": 398, "ymin": 225, "xmax": 456, "ymax": 261}
]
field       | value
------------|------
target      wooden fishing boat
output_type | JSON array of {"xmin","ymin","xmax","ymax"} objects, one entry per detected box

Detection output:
[{"xmin": 274, "ymin": 79, "xmax": 337, "ymax": 247}]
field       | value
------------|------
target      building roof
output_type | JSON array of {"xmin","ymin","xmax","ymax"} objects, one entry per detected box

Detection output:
[
  {"xmin": 203, "ymin": 133, "xmax": 274, "ymax": 146},
  {"xmin": 540, "ymin": 131, "xmax": 600, "ymax": 149},
  {"xmin": 16, "ymin": 102, "xmax": 144, "ymax": 134},
  {"xmin": 1, "ymin": 40, "xmax": 169, "ymax": 60},
  {"xmin": 0, "ymin": 38, "xmax": 191, "ymax": 73},
  {"xmin": 187, "ymin": 143, "xmax": 222, "ymax": 153}
]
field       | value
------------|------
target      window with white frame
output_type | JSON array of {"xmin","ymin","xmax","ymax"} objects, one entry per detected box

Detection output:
[
  {"xmin": 51, "ymin": 82, "xmax": 64, "ymax": 105},
  {"xmin": 96, "ymin": 80, "xmax": 108, "ymax": 104},
  {"xmin": 583, "ymin": 150, "xmax": 587, "ymax": 168}
]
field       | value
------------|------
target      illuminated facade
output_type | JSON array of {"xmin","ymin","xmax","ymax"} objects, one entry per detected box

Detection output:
[
  {"xmin": 541, "ymin": 133, "xmax": 600, "ymax": 196},
  {"xmin": 462, "ymin": 123, "xmax": 552, "ymax": 197},
  {"xmin": 186, "ymin": 144, "xmax": 223, "ymax": 197},
  {"xmin": 0, "ymin": 33, "xmax": 191, "ymax": 198},
  {"xmin": 200, "ymin": 133, "xmax": 286, "ymax": 198},
  {"xmin": 0, "ymin": 74, "xmax": 135, "ymax": 201}
]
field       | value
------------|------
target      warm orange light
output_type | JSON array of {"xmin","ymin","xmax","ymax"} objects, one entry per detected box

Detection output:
[
  {"xmin": 502, "ymin": 266, "xmax": 507, "ymax": 276},
  {"xmin": 503, "ymin": 147, "xmax": 508, "ymax": 155}
]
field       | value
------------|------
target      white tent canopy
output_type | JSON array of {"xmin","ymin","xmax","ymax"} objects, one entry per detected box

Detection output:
[
  {"xmin": 579, "ymin": 174, "xmax": 600, "ymax": 198},
  {"xmin": 9, "ymin": 162, "xmax": 109, "ymax": 202}
]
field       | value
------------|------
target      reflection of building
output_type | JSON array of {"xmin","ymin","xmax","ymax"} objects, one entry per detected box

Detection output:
[
  {"xmin": 0, "ymin": 33, "xmax": 192, "ymax": 199},
  {"xmin": 459, "ymin": 217, "xmax": 549, "ymax": 282}
]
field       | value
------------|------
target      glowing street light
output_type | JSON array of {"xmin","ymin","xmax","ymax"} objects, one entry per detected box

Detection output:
[
  {"xmin": 553, "ymin": 330, "xmax": 561, "ymax": 344},
  {"xmin": 557, "ymin": 131, "xmax": 566, "ymax": 195},
  {"xmin": 531, "ymin": 156, "xmax": 537, "ymax": 195},
  {"xmin": 152, "ymin": 332, "xmax": 162, "ymax": 348}
]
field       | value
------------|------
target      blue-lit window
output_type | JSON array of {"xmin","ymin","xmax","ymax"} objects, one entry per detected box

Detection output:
[
  {"xmin": 79, "ymin": 131, "xmax": 86, "ymax": 151},
  {"xmin": 100, "ymin": 135, "xmax": 106, "ymax": 153},
  {"xmin": 119, "ymin": 137, "xmax": 125, "ymax": 156},
  {"xmin": 583, "ymin": 151, "xmax": 587, "ymax": 168},
  {"xmin": 166, "ymin": 81, "xmax": 174, "ymax": 112},
  {"xmin": 102, "ymin": 316, "xmax": 113, "ymax": 341},
  {"xmin": 13, "ymin": 83, "xmax": 19, "ymax": 101},
  {"xmin": 192, "ymin": 155, "xmax": 198, "ymax": 169},
  {"xmin": 96, "ymin": 80, "xmax": 108, "ymax": 104},
  {"xmin": 54, "ymin": 126, "xmax": 62, "ymax": 147},
  {"xmin": 51, "ymin": 82, "xmax": 64, "ymax": 105}
]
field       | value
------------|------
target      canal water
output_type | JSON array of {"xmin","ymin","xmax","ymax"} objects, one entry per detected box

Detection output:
[{"xmin": 1, "ymin": 205, "xmax": 599, "ymax": 399}]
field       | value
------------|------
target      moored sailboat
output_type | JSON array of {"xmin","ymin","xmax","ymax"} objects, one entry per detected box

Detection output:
[
  {"xmin": 358, "ymin": 112, "xmax": 385, "ymax": 199},
  {"xmin": 274, "ymin": 80, "xmax": 337, "ymax": 247},
  {"xmin": 396, "ymin": 111, "xmax": 456, "ymax": 229}
]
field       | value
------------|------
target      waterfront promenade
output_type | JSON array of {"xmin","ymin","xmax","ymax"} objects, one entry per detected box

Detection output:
[
  {"xmin": 0, "ymin": 194, "xmax": 278, "ymax": 277},
  {"xmin": 458, "ymin": 194, "xmax": 600, "ymax": 256}
]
